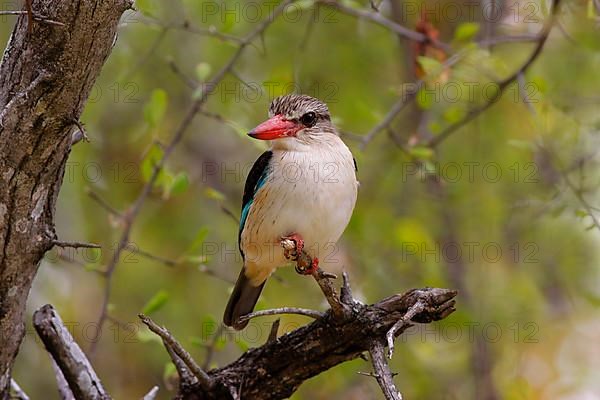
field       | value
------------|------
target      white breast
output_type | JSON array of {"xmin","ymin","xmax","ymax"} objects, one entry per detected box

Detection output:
[{"xmin": 241, "ymin": 136, "xmax": 358, "ymax": 285}]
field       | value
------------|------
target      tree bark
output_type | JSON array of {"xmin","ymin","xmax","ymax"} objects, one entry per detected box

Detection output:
[
  {"xmin": 178, "ymin": 287, "xmax": 456, "ymax": 400},
  {"xmin": 0, "ymin": 0, "xmax": 132, "ymax": 397}
]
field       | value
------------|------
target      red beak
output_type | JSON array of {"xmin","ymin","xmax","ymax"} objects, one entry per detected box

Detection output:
[{"xmin": 248, "ymin": 115, "xmax": 299, "ymax": 140}]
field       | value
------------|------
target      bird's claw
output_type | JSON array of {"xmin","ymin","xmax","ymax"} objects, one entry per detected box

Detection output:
[
  {"xmin": 295, "ymin": 256, "xmax": 319, "ymax": 275},
  {"xmin": 281, "ymin": 233, "xmax": 304, "ymax": 261}
]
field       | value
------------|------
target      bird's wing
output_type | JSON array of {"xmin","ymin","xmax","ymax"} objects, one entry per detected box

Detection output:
[{"xmin": 238, "ymin": 150, "xmax": 273, "ymax": 257}]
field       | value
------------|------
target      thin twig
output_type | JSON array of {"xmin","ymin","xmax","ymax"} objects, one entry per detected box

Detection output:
[
  {"xmin": 142, "ymin": 386, "xmax": 159, "ymax": 400},
  {"xmin": 139, "ymin": 314, "xmax": 214, "ymax": 391},
  {"xmin": 86, "ymin": 189, "xmax": 123, "ymax": 217},
  {"xmin": 267, "ymin": 319, "xmax": 281, "ymax": 344},
  {"xmin": 386, "ymin": 299, "xmax": 425, "ymax": 359},
  {"xmin": 10, "ymin": 379, "xmax": 29, "ymax": 400},
  {"xmin": 165, "ymin": 344, "xmax": 197, "ymax": 386},
  {"xmin": 139, "ymin": 15, "xmax": 244, "ymax": 44},
  {"xmin": 237, "ymin": 307, "xmax": 325, "ymax": 324},
  {"xmin": 33, "ymin": 305, "xmax": 111, "ymax": 400},
  {"xmin": 426, "ymin": 0, "xmax": 561, "ymax": 148},
  {"xmin": 52, "ymin": 240, "xmax": 101, "ymax": 249},
  {"xmin": 167, "ymin": 59, "xmax": 198, "ymax": 89},
  {"xmin": 360, "ymin": 51, "xmax": 464, "ymax": 148},
  {"xmin": 202, "ymin": 323, "xmax": 225, "ymax": 370},
  {"xmin": 317, "ymin": 0, "xmax": 449, "ymax": 50},
  {"xmin": 369, "ymin": 341, "xmax": 402, "ymax": 400},
  {"xmin": 50, "ymin": 359, "xmax": 75, "ymax": 400},
  {"xmin": 70, "ymin": 118, "xmax": 89, "ymax": 145},
  {"xmin": 0, "ymin": 10, "xmax": 64, "ymax": 26}
]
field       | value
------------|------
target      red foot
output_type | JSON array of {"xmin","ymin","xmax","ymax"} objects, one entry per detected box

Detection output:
[
  {"xmin": 281, "ymin": 233, "xmax": 304, "ymax": 261},
  {"xmin": 304, "ymin": 257, "xmax": 319, "ymax": 275}
]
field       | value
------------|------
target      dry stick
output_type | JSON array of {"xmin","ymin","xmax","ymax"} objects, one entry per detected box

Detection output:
[
  {"xmin": 238, "ymin": 307, "xmax": 325, "ymax": 324},
  {"xmin": 0, "ymin": 10, "xmax": 64, "ymax": 26},
  {"xmin": 316, "ymin": 0, "xmax": 447, "ymax": 49},
  {"xmin": 386, "ymin": 299, "xmax": 426, "ymax": 359},
  {"xmin": 360, "ymin": 51, "xmax": 465, "ymax": 149},
  {"xmin": 181, "ymin": 287, "xmax": 457, "ymax": 399},
  {"xmin": 369, "ymin": 341, "xmax": 402, "ymax": 400},
  {"xmin": 91, "ymin": 0, "xmax": 293, "ymax": 354},
  {"xmin": 142, "ymin": 386, "xmax": 159, "ymax": 400},
  {"xmin": 52, "ymin": 240, "xmax": 101, "ymax": 249},
  {"xmin": 9, "ymin": 379, "xmax": 29, "ymax": 400},
  {"xmin": 70, "ymin": 118, "xmax": 89, "ymax": 145},
  {"xmin": 24, "ymin": 0, "xmax": 33, "ymax": 32},
  {"xmin": 165, "ymin": 344, "xmax": 197, "ymax": 386},
  {"xmin": 50, "ymin": 359, "xmax": 75, "ymax": 400},
  {"xmin": 139, "ymin": 314, "xmax": 214, "ymax": 390},
  {"xmin": 138, "ymin": 15, "xmax": 244, "ymax": 44},
  {"xmin": 86, "ymin": 189, "xmax": 123, "ymax": 217},
  {"xmin": 267, "ymin": 319, "xmax": 281, "ymax": 344},
  {"xmin": 426, "ymin": 0, "xmax": 562, "ymax": 149},
  {"xmin": 202, "ymin": 323, "xmax": 225, "ymax": 371},
  {"xmin": 33, "ymin": 305, "xmax": 111, "ymax": 400}
]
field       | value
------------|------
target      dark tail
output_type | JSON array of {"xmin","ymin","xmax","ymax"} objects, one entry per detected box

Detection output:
[{"xmin": 223, "ymin": 268, "xmax": 265, "ymax": 330}]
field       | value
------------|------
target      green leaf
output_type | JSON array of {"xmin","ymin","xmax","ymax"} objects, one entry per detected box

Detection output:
[
  {"xmin": 409, "ymin": 146, "xmax": 434, "ymax": 160},
  {"xmin": 195, "ymin": 62, "xmax": 212, "ymax": 82},
  {"xmin": 454, "ymin": 22, "xmax": 480, "ymax": 42},
  {"xmin": 204, "ymin": 187, "xmax": 226, "ymax": 201},
  {"xmin": 136, "ymin": 0, "xmax": 155, "ymax": 16},
  {"xmin": 575, "ymin": 209, "xmax": 588, "ymax": 218},
  {"xmin": 443, "ymin": 105, "xmax": 467, "ymax": 124},
  {"xmin": 143, "ymin": 89, "xmax": 168, "ymax": 128},
  {"xmin": 416, "ymin": 87, "xmax": 433, "ymax": 110},
  {"xmin": 186, "ymin": 226, "xmax": 210, "ymax": 254},
  {"xmin": 163, "ymin": 362, "xmax": 177, "ymax": 381},
  {"xmin": 417, "ymin": 56, "xmax": 443, "ymax": 78},
  {"xmin": 141, "ymin": 290, "xmax": 169, "ymax": 315},
  {"xmin": 140, "ymin": 144, "xmax": 164, "ymax": 182},
  {"xmin": 294, "ymin": 0, "xmax": 316, "ymax": 10},
  {"xmin": 167, "ymin": 171, "xmax": 189, "ymax": 196},
  {"xmin": 137, "ymin": 329, "xmax": 162, "ymax": 344},
  {"xmin": 235, "ymin": 338, "xmax": 249, "ymax": 352}
]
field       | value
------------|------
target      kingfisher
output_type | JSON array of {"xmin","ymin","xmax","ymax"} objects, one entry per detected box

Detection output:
[{"xmin": 223, "ymin": 94, "xmax": 359, "ymax": 330}]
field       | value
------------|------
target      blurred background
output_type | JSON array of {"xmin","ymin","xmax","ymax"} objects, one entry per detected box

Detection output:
[{"xmin": 2, "ymin": 0, "xmax": 599, "ymax": 398}]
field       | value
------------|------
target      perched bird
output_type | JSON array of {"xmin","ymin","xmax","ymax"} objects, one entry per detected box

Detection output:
[{"xmin": 223, "ymin": 94, "xmax": 359, "ymax": 330}]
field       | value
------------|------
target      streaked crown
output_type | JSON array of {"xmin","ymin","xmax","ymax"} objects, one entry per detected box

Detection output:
[{"xmin": 269, "ymin": 94, "xmax": 330, "ymax": 122}]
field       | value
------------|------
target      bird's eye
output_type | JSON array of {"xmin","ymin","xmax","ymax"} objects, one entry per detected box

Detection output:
[{"xmin": 300, "ymin": 112, "xmax": 317, "ymax": 127}]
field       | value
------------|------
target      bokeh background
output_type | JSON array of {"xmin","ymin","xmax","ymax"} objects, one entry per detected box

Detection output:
[{"xmin": 2, "ymin": 0, "xmax": 599, "ymax": 398}]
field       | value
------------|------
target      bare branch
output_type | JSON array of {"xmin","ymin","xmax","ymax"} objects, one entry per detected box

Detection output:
[
  {"xmin": 237, "ymin": 307, "xmax": 325, "ymax": 324},
  {"xmin": 138, "ymin": 314, "xmax": 214, "ymax": 391},
  {"xmin": 50, "ymin": 359, "xmax": 75, "ymax": 400},
  {"xmin": 178, "ymin": 287, "xmax": 457, "ymax": 399},
  {"xmin": 426, "ymin": 0, "xmax": 562, "ymax": 148},
  {"xmin": 33, "ymin": 305, "xmax": 111, "ymax": 400},
  {"xmin": 0, "ymin": 10, "xmax": 65, "ymax": 27},
  {"xmin": 267, "ymin": 319, "xmax": 281, "ymax": 344},
  {"xmin": 52, "ymin": 240, "xmax": 101, "ymax": 249},
  {"xmin": 142, "ymin": 386, "xmax": 159, "ymax": 400},
  {"xmin": 86, "ymin": 189, "xmax": 123, "ymax": 218},
  {"xmin": 9, "ymin": 379, "xmax": 29, "ymax": 400},
  {"xmin": 316, "ymin": 0, "xmax": 449, "ymax": 49},
  {"xmin": 369, "ymin": 341, "xmax": 402, "ymax": 400}
]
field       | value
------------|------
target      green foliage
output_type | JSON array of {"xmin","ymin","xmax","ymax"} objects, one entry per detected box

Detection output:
[
  {"xmin": 14, "ymin": 1, "xmax": 598, "ymax": 399},
  {"xmin": 453, "ymin": 23, "xmax": 480, "ymax": 42},
  {"xmin": 141, "ymin": 289, "xmax": 170, "ymax": 315}
]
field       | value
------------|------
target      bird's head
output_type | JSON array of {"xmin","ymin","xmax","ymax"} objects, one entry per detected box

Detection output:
[{"xmin": 248, "ymin": 94, "xmax": 335, "ymax": 148}]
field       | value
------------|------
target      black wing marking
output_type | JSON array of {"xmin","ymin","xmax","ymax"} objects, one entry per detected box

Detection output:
[{"xmin": 238, "ymin": 150, "xmax": 273, "ymax": 256}]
